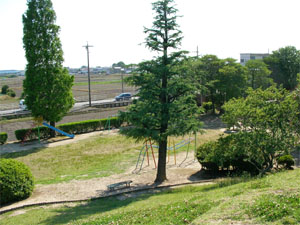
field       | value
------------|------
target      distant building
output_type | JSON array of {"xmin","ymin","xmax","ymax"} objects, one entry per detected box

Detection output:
[{"xmin": 240, "ymin": 53, "xmax": 269, "ymax": 66}]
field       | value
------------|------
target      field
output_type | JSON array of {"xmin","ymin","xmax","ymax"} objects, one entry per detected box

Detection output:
[{"xmin": 0, "ymin": 73, "xmax": 136, "ymax": 110}]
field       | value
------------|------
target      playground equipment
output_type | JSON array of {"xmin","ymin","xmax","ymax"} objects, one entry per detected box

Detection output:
[
  {"xmin": 21, "ymin": 116, "xmax": 44, "ymax": 144},
  {"xmin": 132, "ymin": 134, "xmax": 197, "ymax": 174},
  {"xmin": 42, "ymin": 122, "xmax": 74, "ymax": 139},
  {"xmin": 132, "ymin": 138, "xmax": 157, "ymax": 174}
]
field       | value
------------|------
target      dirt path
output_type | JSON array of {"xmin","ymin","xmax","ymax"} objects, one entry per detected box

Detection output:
[{"xmin": 0, "ymin": 130, "xmax": 213, "ymax": 213}]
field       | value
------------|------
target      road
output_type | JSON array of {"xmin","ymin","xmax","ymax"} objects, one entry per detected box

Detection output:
[{"xmin": 0, "ymin": 98, "xmax": 115, "ymax": 116}]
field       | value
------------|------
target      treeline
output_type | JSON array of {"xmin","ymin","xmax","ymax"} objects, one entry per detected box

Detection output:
[
  {"xmin": 193, "ymin": 46, "xmax": 300, "ymax": 175},
  {"xmin": 183, "ymin": 46, "xmax": 300, "ymax": 114}
]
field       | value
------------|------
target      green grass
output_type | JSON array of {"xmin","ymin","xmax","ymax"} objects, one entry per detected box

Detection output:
[
  {"xmin": 1, "ymin": 130, "xmax": 222, "ymax": 185},
  {"xmin": 73, "ymin": 80, "xmax": 121, "ymax": 86},
  {"xmin": 1, "ymin": 169, "xmax": 300, "ymax": 224},
  {"xmin": 1, "ymin": 134, "xmax": 141, "ymax": 184}
]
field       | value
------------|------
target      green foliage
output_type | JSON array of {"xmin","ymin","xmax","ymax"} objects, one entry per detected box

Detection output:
[
  {"xmin": 0, "ymin": 158, "xmax": 34, "ymax": 205},
  {"xmin": 58, "ymin": 120, "xmax": 102, "ymax": 134},
  {"xmin": 264, "ymin": 46, "xmax": 300, "ymax": 90},
  {"xmin": 222, "ymin": 86, "xmax": 300, "ymax": 173},
  {"xmin": 1, "ymin": 84, "xmax": 9, "ymax": 94},
  {"xmin": 196, "ymin": 134, "xmax": 260, "ymax": 175},
  {"xmin": 186, "ymin": 55, "xmax": 248, "ymax": 114},
  {"xmin": 248, "ymin": 194, "xmax": 300, "ymax": 222},
  {"xmin": 14, "ymin": 117, "xmax": 123, "ymax": 141},
  {"xmin": 22, "ymin": 0, "xmax": 74, "ymax": 126},
  {"xmin": 120, "ymin": 0, "xmax": 202, "ymax": 181},
  {"xmin": 15, "ymin": 126, "xmax": 50, "ymax": 141},
  {"xmin": 245, "ymin": 59, "xmax": 272, "ymax": 89},
  {"xmin": 277, "ymin": 155, "xmax": 295, "ymax": 169},
  {"xmin": 202, "ymin": 101, "xmax": 213, "ymax": 113},
  {"xmin": 0, "ymin": 132, "xmax": 8, "ymax": 144},
  {"xmin": 6, "ymin": 89, "xmax": 16, "ymax": 97}
]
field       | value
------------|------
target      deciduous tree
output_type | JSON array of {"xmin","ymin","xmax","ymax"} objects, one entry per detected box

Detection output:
[{"xmin": 23, "ymin": 0, "xmax": 74, "ymax": 136}]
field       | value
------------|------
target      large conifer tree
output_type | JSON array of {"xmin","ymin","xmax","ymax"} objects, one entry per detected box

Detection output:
[
  {"xmin": 120, "ymin": 0, "xmax": 202, "ymax": 182},
  {"xmin": 23, "ymin": 0, "xmax": 74, "ymax": 136}
]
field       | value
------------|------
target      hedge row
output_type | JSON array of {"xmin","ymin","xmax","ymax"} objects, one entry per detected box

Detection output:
[
  {"xmin": 15, "ymin": 117, "xmax": 123, "ymax": 141},
  {"xmin": 0, "ymin": 132, "xmax": 8, "ymax": 144}
]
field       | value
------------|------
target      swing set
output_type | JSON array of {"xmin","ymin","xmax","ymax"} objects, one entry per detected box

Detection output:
[{"xmin": 132, "ymin": 133, "xmax": 197, "ymax": 174}]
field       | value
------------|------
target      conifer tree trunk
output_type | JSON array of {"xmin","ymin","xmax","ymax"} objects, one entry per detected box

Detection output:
[{"xmin": 155, "ymin": 138, "xmax": 168, "ymax": 182}]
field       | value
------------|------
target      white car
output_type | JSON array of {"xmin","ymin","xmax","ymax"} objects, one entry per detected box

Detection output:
[{"xmin": 19, "ymin": 99, "xmax": 27, "ymax": 110}]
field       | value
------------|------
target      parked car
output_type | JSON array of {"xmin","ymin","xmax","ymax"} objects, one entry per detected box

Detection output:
[
  {"xmin": 115, "ymin": 93, "xmax": 132, "ymax": 101},
  {"xmin": 19, "ymin": 99, "xmax": 27, "ymax": 110}
]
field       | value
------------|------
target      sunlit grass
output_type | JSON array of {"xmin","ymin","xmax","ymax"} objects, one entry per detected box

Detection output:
[{"xmin": 1, "ymin": 169, "xmax": 300, "ymax": 225}]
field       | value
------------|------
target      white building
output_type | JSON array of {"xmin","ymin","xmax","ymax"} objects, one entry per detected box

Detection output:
[{"xmin": 240, "ymin": 53, "xmax": 269, "ymax": 66}]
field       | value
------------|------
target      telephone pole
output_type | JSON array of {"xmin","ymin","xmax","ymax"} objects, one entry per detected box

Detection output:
[{"xmin": 83, "ymin": 42, "xmax": 93, "ymax": 107}]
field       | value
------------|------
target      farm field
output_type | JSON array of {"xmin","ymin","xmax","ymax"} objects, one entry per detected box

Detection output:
[{"xmin": 0, "ymin": 73, "xmax": 136, "ymax": 110}]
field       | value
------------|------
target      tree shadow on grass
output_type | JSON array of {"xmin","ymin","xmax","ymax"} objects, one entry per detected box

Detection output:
[
  {"xmin": 0, "ymin": 146, "xmax": 45, "ymax": 159},
  {"xmin": 41, "ymin": 186, "xmax": 171, "ymax": 225}
]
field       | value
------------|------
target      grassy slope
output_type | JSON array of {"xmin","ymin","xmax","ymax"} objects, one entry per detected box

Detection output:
[
  {"xmin": 1, "ymin": 169, "xmax": 300, "ymax": 225},
  {"xmin": 1, "ymin": 130, "xmax": 222, "ymax": 185}
]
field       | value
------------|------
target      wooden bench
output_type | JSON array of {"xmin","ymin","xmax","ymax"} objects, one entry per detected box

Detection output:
[{"xmin": 107, "ymin": 180, "xmax": 133, "ymax": 191}]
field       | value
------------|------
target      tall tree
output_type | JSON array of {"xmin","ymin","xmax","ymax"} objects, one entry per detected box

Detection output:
[
  {"xmin": 215, "ymin": 58, "xmax": 247, "ymax": 111},
  {"xmin": 23, "ymin": 0, "xmax": 74, "ymax": 136},
  {"xmin": 120, "ymin": 0, "xmax": 201, "ymax": 182},
  {"xmin": 198, "ymin": 55, "xmax": 223, "ymax": 114},
  {"xmin": 245, "ymin": 59, "xmax": 272, "ymax": 89},
  {"xmin": 264, "ymin": 46, "xmax": 300, "ymax": 90}
]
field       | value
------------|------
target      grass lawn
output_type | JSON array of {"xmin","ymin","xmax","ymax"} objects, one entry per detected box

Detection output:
[
  {"xmin": 1, "ymin": 169, "xmax": 300, "ymax": 224},
  {"xmin": 1, "ymin": 129, "xmax": 223, "ymax": 185}
]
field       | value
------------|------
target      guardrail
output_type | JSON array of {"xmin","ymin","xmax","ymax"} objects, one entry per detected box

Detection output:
[{"xmin": 0, "ymin": 100, "xmax": 132, "ymax": 120}]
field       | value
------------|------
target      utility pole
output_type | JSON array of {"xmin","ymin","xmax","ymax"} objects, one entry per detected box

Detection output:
[
  {"xmin": 83, "ymin": 42, "xmax": 93, "ymax": 107},
  {"xmin": 196, "ymin": 45, "xmax": 199, "ymax": 58}
]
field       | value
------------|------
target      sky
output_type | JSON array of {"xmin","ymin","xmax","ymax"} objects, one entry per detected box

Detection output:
[{"xmin": 0, "ymin": 0, "xmax": 299, "ymax": 70}]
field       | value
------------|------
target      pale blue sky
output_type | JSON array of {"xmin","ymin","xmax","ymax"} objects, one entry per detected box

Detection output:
[{"xmin": 0, "ymin": 0, "xmax": 299, "ymax": 70}]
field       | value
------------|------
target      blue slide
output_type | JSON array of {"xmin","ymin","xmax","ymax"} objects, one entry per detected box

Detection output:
[{"xmin": 42, "ymin": 122, "xmax": 75, "ymax": 139}]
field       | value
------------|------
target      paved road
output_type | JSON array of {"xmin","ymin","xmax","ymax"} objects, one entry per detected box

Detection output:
[{"xmin": 0, "ymin": 98, "xmax": 116, "ymax": 116}]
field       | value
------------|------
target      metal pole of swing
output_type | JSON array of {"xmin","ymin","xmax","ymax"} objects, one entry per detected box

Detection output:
[{"xmin": 83, "ymin": 42, "xmax": 93, "ymax": 107}]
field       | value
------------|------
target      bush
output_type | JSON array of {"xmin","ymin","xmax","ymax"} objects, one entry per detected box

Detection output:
[
  {"xmin": 277, "ymin": 155, "xmax": 294, "ymax": 169},
  {"xmin": 58, "ymin": 120, "xmax": 102, "ymax": 134},
  {"xmin": 15, "ymin": 117, "xmax": 124, "ymax": 141},
  {"xmin": 197, "ymin": 133, "xmax": 260, "ymax": 175},
  {"xmin": 15, "ymin": 127, "xmax": 50, "ymax": 141},
  {"xmin": 1, "ymin": 85, "xmax": 9, "ymax": 94},
  {"xmin": 7, "ymin": 89, "xmax": 16, "ymax": 97},
  {"xmin": 0, "ymin": 132, "xmax": 8, "ymax": 144},
  {"xmin": 202, "ymin": 101, "xmax": 213, "ymax": 113},
  {"xmin": 0, "ymin": 158, "xmax": 34, "ymax": 205}
]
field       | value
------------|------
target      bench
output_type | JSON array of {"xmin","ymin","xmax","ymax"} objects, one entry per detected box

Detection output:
[{"xmin": 107, "ymin": 180, "xmax": 133, "ymax": 191}]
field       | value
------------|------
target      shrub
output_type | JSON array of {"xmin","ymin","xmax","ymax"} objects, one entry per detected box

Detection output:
[
  {"xmin": 196, "ymin": 133, "xmax": 260, "ymax": 175},
  {"xmin": 277, "ymin": 155, "xmax": 294, "ymax": 169},
  {"xmin": 202, "ymin": 101, "xmax": 213, "ymax": 113},
  {"xmin": 7, "ymin": 89, "xmax": 16, "ymax": 97},
  {"xmin": 15, "ymin": 127, "xmax": 50, "ymax": 141},
  {"xmin": 15, "ymin": 117, "xmax": 124, "ymax": 141},
  {"xmin": 1, "ymin": 85, "xmax": 9, "ymax": 94},
  {"xmin": 0, "ymin": 158, "xmax": 34, "ymax": 205},
  {"xmin": 58, "ymin": 120, "xmax": 101, "ymax": 134},
  {"xmin": 0, "ymin": 132, "xmax": 8, "ymax": 144}
]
